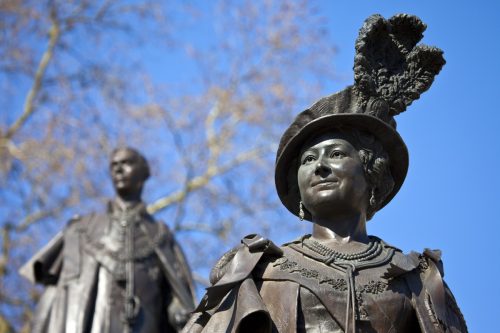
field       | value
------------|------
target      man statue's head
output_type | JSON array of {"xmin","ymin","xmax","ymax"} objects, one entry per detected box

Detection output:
[{"xmin": 109, "ymin": 147, "xmax": 150, "ymax": 199}]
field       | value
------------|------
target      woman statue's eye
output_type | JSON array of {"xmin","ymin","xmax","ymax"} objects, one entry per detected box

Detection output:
[
  {"xmin": 302, "ymin": 155, "xmax": 316, "ymax": 164},
  {"xmin": 331, "ymin": 150, "xmax": 345, "ymax": 158}
]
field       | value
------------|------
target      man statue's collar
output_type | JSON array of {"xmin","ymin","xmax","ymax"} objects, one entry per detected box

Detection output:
[{"xmin": 107, "ymin": 199, "xmax": 148, "ymax": 217}]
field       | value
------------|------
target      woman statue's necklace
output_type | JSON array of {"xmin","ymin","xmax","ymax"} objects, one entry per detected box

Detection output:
[{"xmin": 302, "ymin": 236, "xmax": 383, "ymax": 264}]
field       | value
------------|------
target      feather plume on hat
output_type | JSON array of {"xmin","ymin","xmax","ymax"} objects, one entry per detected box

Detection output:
[{"xmin": 275, "ymin": 14, "xmax": 445, "ymax": 219}]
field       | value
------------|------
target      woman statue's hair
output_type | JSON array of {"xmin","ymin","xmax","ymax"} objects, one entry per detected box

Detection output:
[{"xmin": 345, "ymin": 128, "xmax": 395, "ymax": 219}]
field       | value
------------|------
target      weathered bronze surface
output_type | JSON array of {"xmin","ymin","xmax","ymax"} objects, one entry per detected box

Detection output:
[
  {"xmin": 20, "ymin": 147, "xmax": 195, "ymax": 333},
  {"xmin": 183, "ymin": 14, "xmax": 467, "ymax": 333}
]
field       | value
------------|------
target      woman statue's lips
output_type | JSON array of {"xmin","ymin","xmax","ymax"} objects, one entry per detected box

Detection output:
[{"xmin": 311, "ymin": 178, "xmax": 339, "ymax": 187}]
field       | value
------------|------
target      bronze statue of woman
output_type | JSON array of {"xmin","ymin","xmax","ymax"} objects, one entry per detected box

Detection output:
[{"xmin": 182, "ymin": 14, "xmax": 467, "ymax": 333}]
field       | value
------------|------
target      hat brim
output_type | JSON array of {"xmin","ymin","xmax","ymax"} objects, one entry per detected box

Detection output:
[{"xmin": 275, "ymin": 113, "xmax": 409, "ymax": 220}]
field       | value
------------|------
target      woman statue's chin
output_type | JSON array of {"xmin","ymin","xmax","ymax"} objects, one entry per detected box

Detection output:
[{"xmin": 307, "ymin": 201, "xmax": 363, "ymax": 220}]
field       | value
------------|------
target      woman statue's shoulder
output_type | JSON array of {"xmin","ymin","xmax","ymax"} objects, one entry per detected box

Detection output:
[
  {"xmin": 209, "ymin": 244, "xmax": 242, "ymax": 285},
  {"xmin": 209, "ymin": 234, "xmax": 283, "ymax": 285},
  {"xmin": 193, "ymin": 235, "xmax": 283, "ymax": 314},
  {"xmin": 416, "ymin": 248, "xmax": 444, "ymax": 276},
  {"xmin": 402, "ymin": 248, "xmax": 468, "ymax": 332}
]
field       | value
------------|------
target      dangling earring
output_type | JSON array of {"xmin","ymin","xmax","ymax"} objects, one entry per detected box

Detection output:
[
  {"xmin": 299, "ymin": 201, "xmax": 305, "ymax": 221},
  {"xmin": 369, "ymin": 188, "xmax": 377, "ymax": 207}
]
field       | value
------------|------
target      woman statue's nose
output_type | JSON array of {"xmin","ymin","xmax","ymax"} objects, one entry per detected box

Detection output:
[{"xmin": 314, "ymin": 158, "xmax": 331, "ymax": 176}]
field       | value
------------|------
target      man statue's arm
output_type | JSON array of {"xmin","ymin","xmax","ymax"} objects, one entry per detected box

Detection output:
[{"xmin": 19, "ymin": 231, "xmax": 64, "ymax": 285}]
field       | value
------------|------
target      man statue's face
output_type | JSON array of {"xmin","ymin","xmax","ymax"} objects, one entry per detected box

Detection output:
[{"xmin": 110, "ymin": 149, "xmax": 146, "ymax": 197}]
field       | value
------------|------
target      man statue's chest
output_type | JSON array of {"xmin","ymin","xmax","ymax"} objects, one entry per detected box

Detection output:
[{"xmin": 82, "ymin": 213, "xmax": 167, "ymax": 282}]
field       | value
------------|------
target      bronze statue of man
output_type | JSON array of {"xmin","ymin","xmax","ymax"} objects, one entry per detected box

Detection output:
[
  {"xmin": 21, "ymin": 147, "xmax": 195, "ymax": 333},
  {"xmin": 183, "ymin": 14, "xmax": 467, "ymax": 333}
]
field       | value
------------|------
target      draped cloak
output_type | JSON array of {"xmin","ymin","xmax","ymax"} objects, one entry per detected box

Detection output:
[
  {"xmin": 183, "ymin": 234, "xmax": 467, "ymax": 333},
  {"xmin": 20, "ymin": 202, "xmax": 195, "ymax": 333}
]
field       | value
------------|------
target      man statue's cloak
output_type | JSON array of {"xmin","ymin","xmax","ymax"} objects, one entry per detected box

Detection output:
[{"xmin": 20, "ymin": 202, "xmax": 195, "ymax": 333}]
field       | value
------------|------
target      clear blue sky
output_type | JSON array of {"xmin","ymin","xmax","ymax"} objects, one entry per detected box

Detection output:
[{"xmin": 309, "ymin": 1, "xmax": 499, "ymax": 332}]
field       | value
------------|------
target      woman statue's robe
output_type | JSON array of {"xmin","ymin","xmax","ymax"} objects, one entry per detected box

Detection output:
[{"xmin": 183, "ymin": 234, "xmax": 467, "ymax": 333}]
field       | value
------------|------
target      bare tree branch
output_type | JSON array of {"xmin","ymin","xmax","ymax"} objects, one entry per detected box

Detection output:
[
  {"xmin": 205, "ymin": 102, "xmax": 223, "ymax": 168},
  {"xmin": 0, "ymin": 314, "xmax": 14, "ymax": 333},
  {"xmin": 192, "ymin": 272, "xmax": 209, "ymax": 288},
  {"xmin": 147, "ymin": 147, "xmax": 268, "ymax": 214},
  {"xmin": 15, "ymin": 205, "xmax": 65, "ymax": 233},
  {"xmin": 2, "ymin": 6, "xmax": 60, "ymax": 141},
  {"xmin": 0, "ymin": 225, "xmax": 12, "ymax": 281}
]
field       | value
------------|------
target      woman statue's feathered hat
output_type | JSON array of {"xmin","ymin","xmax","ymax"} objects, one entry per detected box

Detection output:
[{"xmin": 275, "ymin": 14, "xmax": 446, "ymax": 219}]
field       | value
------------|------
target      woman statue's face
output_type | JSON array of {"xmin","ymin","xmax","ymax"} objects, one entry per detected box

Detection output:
[{"xmin": 297, "ymin": 132, "xmax": 369, "ymax": 219}]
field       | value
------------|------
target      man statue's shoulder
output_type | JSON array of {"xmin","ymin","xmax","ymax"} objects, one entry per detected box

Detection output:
[
  {"xmin": 63, "ymin": 212, "xmax": 101, "ymax": 235},
  {"xmin": 141, "ymin": 218, "xmax": 174, "ymax": 247},
  {"xmin": 65, "ymin": 213, "xmax": 84, "ymax": 228}
]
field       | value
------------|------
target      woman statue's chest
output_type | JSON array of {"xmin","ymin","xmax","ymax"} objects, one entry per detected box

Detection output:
[{"xmin": 256, "ymin": 246, "xmax": 419, "ymax": 332}]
